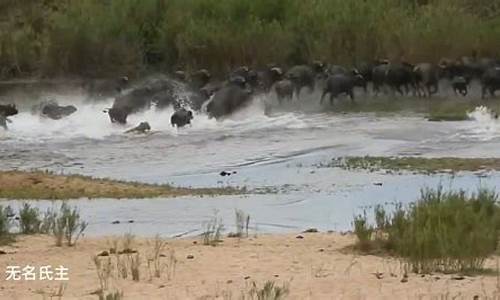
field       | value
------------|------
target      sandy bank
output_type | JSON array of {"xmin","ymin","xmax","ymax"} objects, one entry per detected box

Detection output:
[
  {"xmin": 0, "ymin": 171, "xmax": 238, "ymax": 200},
  {"xmin": 0, "ymin": 233, "xmax": 499, "ymax": 299}
]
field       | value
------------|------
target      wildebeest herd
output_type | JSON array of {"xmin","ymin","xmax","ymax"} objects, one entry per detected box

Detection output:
[{"xmin": 1, "ymin": 55, "xmax": 500, "ymax": 132}]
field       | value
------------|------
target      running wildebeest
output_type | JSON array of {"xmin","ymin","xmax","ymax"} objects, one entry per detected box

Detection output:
[{"xmin": 0, "ymin": 104, "xmax": 18, "ymax": 130}]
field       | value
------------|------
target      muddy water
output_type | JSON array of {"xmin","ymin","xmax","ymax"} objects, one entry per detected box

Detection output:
[{"xmin": 1, "ymin": 91, "xmax": 500, "ymax": 236}]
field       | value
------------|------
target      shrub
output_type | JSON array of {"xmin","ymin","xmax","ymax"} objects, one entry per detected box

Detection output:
[
  {"xmin": 52, "ymin": 203, "xmax": 88, "ymax": 247},
  {"xmin": 353, "ymin": 186, "xmax": 500, "ymax": 274},
  {"xmin": 352, "ymin": 211, "xmax": 373, "ymax": 251},
  {"xmin": 19, "ymin": 203, "xmax": 42, "ymax": 234}
]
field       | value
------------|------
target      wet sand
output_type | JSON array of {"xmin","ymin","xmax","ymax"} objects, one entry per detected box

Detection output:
[{"xmin": 0, "ymin": 233, "xmax": 499, "ymax": 299}]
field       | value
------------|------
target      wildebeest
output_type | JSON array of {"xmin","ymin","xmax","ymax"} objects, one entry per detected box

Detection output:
[
  {"xmin": 481, "ymin": 67, "xmax": 500, "ymax": 99},
  {"xmin": 125, "ymin": 122, "xmax": 151, "ymax": 134},
  {"xmin": 413, "ymin": 63, "xmax": 439, "ymax": 97},
  {"xmin": 321, "ymin": 71, "xmax": 365, "ymax": 105},
  {"xmin": 274, "ymin": 79, "xmax": 294, "ymax": 104},
  {"xmin": 206, "ymin": 78, "xmax": 253, "ymax": 119},
  {"xmin": 0, "ymin": 104, "xmax": 18, "ymax": 130},
  {"xmin": 108, "ymin": 77, "xmax": 177, "ymax": 124},
  {"xmin": 171, "ymin": 108, "xmax": 194, "ymax": 127}
]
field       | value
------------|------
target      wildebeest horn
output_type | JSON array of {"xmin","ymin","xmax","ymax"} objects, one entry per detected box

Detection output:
[
  {"xmin": 270, "ymin": 67, "xmax": 283, "ymax": 75},
  {"xmin": 102, "ymin": 108, "xmax": 110, "ymax": 113}
]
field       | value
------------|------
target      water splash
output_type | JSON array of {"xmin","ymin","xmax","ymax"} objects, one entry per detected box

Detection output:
[
  {"xmin": 465, "ymin": 106, "xmax": 500, "ymax": 141},
  {"xmin": 4, "ymin": 93, "xmax": 312, "ymax": 142}
]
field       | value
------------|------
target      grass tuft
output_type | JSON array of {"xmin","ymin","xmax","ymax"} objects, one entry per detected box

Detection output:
[{"xmin": 202, "ymin": 211, "xmax": 225, "ymax": 246}]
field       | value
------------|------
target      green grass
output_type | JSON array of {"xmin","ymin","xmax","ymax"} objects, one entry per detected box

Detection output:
[
  {"xmin": 2, "ymin": 1, "xmax": 500, "ymax": 78},
  {"xmin": 352, "ymin": 186, "xmax": 500, "ymax": 274},
  {"xmin": 327, "ymin": 156, "xmax": 500, "ymax": 174}
]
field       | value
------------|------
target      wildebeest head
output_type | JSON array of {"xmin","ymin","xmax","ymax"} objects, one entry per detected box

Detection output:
[
  {"xmin": 351, "ymin": 69, "xmax": 366, "ymax": 88},
  {"xmin": 270, "ymin": 67, "xmax": 283, "ymax": 78},
  {"xmin": 0, "ymin": 104, "xmax": 18, "ymax": 117},
  {"xmin": 174, "ymin": 70, "xmax": 187, "ymax": 82},
  {"xmin": 311, "ymin": 60, "xmax": 326, "ymax": 74},
  {"xmin": 228, "ymin": 75, "xmax": 247, "ymax": 89},
  {"xmin": 108, "ymin": 107, "xmax": 129, "ymax": 124},
  {"xmin": 192, "ymin": 69, "xmax": 211, "ymax": 85}
]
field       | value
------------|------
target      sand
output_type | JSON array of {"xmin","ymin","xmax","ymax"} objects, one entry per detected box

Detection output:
[{"xmin": 0, "ymin": 233, "xmax": 499, "ymax": 300}]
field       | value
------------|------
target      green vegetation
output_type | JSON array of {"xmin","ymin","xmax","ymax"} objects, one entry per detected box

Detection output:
[
  {"xmin": 55, "ymin": 202, "xmax": 88, "ymax": 247},
  {"xmin": 0, "ymin": 202, "xmax": 87, "ymax": 246},
  {"xmin": 0, "ymin": 170, "xmax": 241, "ymax": 200},
  {"xmin": 19, "ymin": 203, "xmax": 43, "ymax": 234},
  {"xmin": 327, "ymin": 156, "xmax": 500, "ymax": 173},
  {"xmin": 2, "ymin": 1, "xmax": 500, "ymax": 78},
  {"xmin": 352, "ymin": 187, "xmax": 500, "ymax": 274}
]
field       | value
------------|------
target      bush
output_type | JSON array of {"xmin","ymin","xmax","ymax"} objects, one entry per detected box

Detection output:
[
  {"xmin": 353, "ymin": 186, "xmax": 500, "ymax": 274},
  {"xmin": 352, "ymin": 211, "xmax": 373, "ymax": 252},
  {"xmin": 52, "ymin": 202, "xmax": 88, "ymax": 247},
  {"xmin": 19, "ymin": 203, "xmax": 42, "ymax": 234}
]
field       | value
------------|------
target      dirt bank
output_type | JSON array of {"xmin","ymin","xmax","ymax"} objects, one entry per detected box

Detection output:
[{"xmin": 0, "ymin": 171, "xmax": 238, "ymax": 200}]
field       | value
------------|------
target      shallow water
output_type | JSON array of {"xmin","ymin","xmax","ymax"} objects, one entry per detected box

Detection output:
[{"xmin": 1, "ymin": 89, "xmax": 500, "ymax": 236}]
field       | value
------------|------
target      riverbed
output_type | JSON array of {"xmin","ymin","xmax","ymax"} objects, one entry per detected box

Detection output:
[{"xmin": 1, "ymin": 89, "xmax": 500, "ymax": 236}]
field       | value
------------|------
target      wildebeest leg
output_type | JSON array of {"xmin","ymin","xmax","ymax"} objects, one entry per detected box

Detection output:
[
  {"xmin": 404, "ymin": 84, "xmax": 410, "ymax": 96},
  {"xmin": 295, "ymin": 85, "xmax": 301, "ymax": 101},
  {"xmin": 490, "ymin": 87, "xmax": 496, "ymax": 98},
  {"xmin": 430, "ymin": 83, "xmax": 438, "ymax": 96},
  {"xmin": 348, "ymin": 90, "xmax": 355, "ymax": 104},
  {"xmin": 482, "ymin": 85, "xmax": 488, "ymax": 99},
  {"xmin": 329, "ymin": 94, "xmax": 335, "ymax": 106},
  {"xmin": 373, "ymin": 84, "xmax": 379, "ymax": 97},
  {"xmin": 308, "ymin": 83, "xmax": 315, "ymax": 94},
  {"xmin": 320, "ymin": 90, "xmax": 328, "ymax": 104},
  {"xmin": 395, "ymin": 85, "xmax": 404, "ymax": 96}
]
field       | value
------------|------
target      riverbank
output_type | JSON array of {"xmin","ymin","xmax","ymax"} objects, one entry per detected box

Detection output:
[
  {"xmin": 0, "ymin": 171, "xmax": 239, "ymax": 200},
  {"xmin": 0, "ymin": 233, "xmax": 498, "ymax": 299}
]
